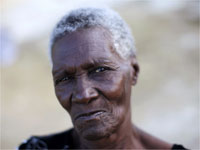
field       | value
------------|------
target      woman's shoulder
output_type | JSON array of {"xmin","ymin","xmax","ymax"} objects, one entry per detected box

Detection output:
[
  {"xmin": 18, "ymin": 128, "xmax": 74, "ymax": 150},
  {"xmin": 134, "ymin": 126, "xmax": 189, "ymax": 150}
]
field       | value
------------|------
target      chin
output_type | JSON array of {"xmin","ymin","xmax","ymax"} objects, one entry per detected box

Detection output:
[
  {"xmin": 82, "ymin": 125, "xmax": 111, "ymax": 141},
  {"xmin": 74, "ymin": 112, "xmax": 120, "ymax": 141}
]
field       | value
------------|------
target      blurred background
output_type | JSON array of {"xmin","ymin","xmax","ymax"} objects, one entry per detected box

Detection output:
[{"xmin": 1, "ymin": 0, "xmax": 199, "ymax": 149}]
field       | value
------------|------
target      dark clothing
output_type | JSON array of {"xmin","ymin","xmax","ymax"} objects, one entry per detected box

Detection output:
[
  {"xmin": 18, "ymin": 129, "xmax": 188, "ymax": 150},
  {"xmin": 172, "ymin": 144, "xmax": 189, "ymax": 150},
  {"xmin": 18, "ymin": 129, "xmax": 74, "ymax": 150}
]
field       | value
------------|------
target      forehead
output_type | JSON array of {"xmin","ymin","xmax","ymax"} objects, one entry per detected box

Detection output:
[{"xmin": 52, "ymin": 27, "xmax": 121, "ymax": 68}]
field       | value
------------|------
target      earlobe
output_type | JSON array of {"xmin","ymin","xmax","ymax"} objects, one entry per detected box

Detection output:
[{"xmin": 131, "ymin": 57, "xmax": 139, "ymax": 85}]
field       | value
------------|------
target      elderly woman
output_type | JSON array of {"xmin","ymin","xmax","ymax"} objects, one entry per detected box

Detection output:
[{"xmin": 19, "ymin": 7, "xmax": 188, "ymax": 149}]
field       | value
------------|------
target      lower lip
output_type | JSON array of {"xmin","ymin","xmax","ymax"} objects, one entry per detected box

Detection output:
[{"xmin": 76, "ymin": 111, "xmax": 105, "ymax": 121}]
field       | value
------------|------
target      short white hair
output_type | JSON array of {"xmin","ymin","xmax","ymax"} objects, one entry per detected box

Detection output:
[{"xmin": 50, "ymin": 7, "xmax": 136, "ymax": 60}]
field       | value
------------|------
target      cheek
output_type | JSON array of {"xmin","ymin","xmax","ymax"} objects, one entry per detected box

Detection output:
[
  {"xmin": 100, "ymin": 72, "xmax": 131, "ymax": 124},
  {"xmin": 55, "ymin": 86, "xmax": 72, "ymax": 112},
  {"xmin": 96, "ymin": 72, "xmax": 127, "ymax": 104}
]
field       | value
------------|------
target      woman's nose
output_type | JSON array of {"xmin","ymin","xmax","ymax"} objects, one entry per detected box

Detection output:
[{"xmin": 72, "ymin": 78, "xmax": 98, "ymax": 104}]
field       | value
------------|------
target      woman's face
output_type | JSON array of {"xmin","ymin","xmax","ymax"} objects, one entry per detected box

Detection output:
[{"xmin": 52, "ymin": 27, "xmax": 137, "ymax": 140}]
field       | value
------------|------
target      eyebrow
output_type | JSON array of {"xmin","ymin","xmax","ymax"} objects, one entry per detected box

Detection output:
[
  {"xmin": 52, "ymin": 58, "xmax": 118, "ymax": 77},
  {"xmin": 82, "ymin": 58, "xmax": 118, "ymax": 70},
  {"xmin": 52, "ymin": 66, "xmax": 75, "ymax": 78}
]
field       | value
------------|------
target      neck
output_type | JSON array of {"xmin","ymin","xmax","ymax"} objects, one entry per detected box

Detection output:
[{"xmin": 74, "ymin": 110, "xmax": 144, "ymax": 149}]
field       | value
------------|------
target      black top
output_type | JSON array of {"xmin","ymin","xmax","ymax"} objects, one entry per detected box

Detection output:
[
  {"xmin": 18, "ymin": 129, "xmax": 189, "ymax": 150},
  {"xmin": 172, "ymin": 144, "xmax": 189, "ymax": 150}
]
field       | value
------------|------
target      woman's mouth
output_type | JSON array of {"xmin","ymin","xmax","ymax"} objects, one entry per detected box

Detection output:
[{"xmin": 74, "ymin": 110, "xmax": 106, "ymax": 121}]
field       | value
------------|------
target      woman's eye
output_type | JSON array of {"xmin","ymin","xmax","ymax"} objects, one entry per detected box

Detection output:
[
  {"xmin": 56, "ymin": 76, "xmax": 71, "ymax": 85},
  {"xmin": 61, "ymin": 77, "xmax": 70, "ymax": 82},
  {"xmin": 95, "ymin": 67, "xmax": 107, "ymax": 73}
]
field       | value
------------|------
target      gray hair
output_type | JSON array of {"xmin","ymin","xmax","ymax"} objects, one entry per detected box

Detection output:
[{"xmin": 50, "ymin": 7, "xmax": 136, "ymax": 60}]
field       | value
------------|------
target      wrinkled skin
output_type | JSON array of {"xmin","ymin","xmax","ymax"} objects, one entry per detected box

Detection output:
[{"xmin": 51, "ymin": 27, "xmax": 172, "ymax": 149}]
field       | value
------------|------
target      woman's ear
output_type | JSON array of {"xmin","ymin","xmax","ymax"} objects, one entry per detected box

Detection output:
[{"xmin": 130, "ymin": 56, "xmax": 140, "ymax": 85}]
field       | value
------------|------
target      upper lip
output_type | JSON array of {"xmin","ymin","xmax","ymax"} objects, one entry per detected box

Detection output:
[{"xmin": 74, "ymin": 110, "xmax": 106, "ymax": 121}]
